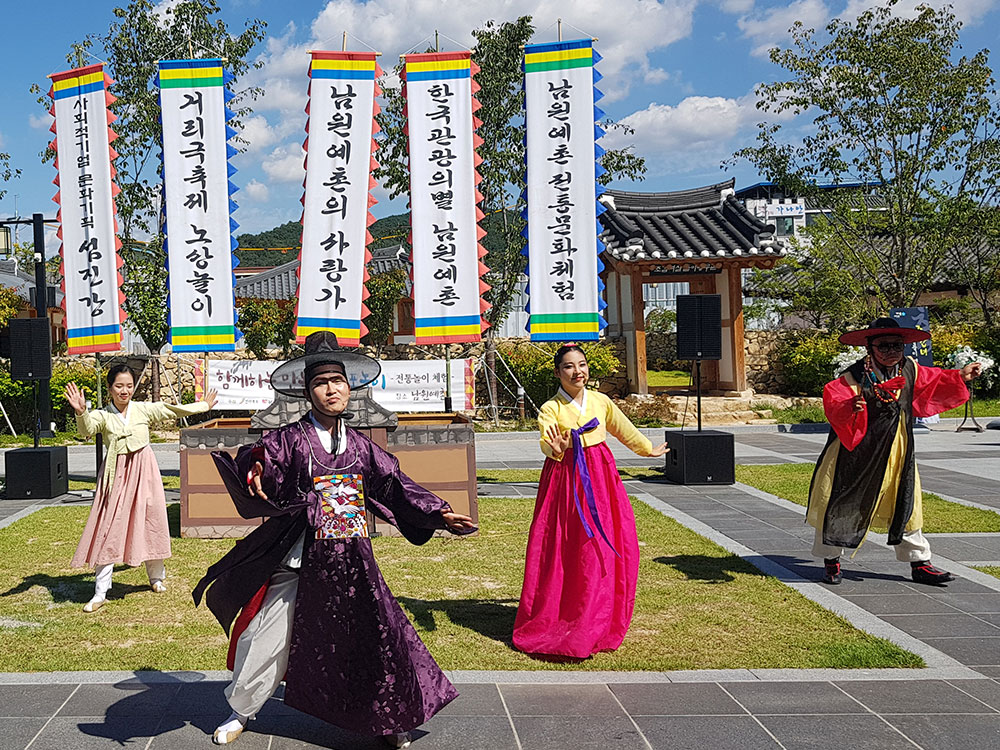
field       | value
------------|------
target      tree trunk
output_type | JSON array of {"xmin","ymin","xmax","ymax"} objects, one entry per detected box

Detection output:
[
  {"xmin": 150, "ymin": 350, "xmax": 161, "ymax": 402},
  {"xmin": 485, "ymin": 330, "xmax": 499, "ymax": 426}
]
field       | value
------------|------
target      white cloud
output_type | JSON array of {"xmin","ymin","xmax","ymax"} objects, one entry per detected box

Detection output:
[
  {"xmin": 243, "ymin": 179, "xmax": 271, "ymax": 202},
  {"xmin": 261, "ymin": 143, "xmax": 306, "ymax": 183},
  {"xmin": 841, "ymin": 0, "xmax": 997, "ymax": 26},
  {"xmin": 719, "ymin": 0, "xmax": 754, "ymax": 12},
  {"xmin": 601, "ymin": 87, "xmax": 790, "ymax": 176},
  {"xmin": 239, "ymin": 115, "xmax": 283, "ymax": 153},
  {"xmin": 28, "ymin": 112, "xmax": 51, "ymax": 131},
  {"xmin": 644, "ymin": 67, "xmax": 670, "ymax": 85},
  {"xmin": 737, "ymin": 0, "xmax": 830, "ymax": 58}
]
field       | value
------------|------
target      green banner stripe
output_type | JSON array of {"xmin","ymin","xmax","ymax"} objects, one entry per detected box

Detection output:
[
  {"xmin": 172, "ymin": 325, "xmax": 235, "ymax": 335},
  {"xmin": 525, "ymin": 58, "xmax": 593, "ymax": 73},
  {"xmin": 529, "ymin": 313, "xmax": 600, "ymax": 324},
  {"xmin": 160, "ymin": 78, "xmax": 224, "ymax": 89}
]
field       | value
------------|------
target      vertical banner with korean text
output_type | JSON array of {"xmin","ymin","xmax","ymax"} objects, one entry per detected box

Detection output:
[
  {"xmin": 158, "ymin": 58, "xmax": 240, "ymax": 352},
  {"xmin": 523, "ymin": 39, "xmax": 606, "ymax": 341},
  {"xmin": 295, "ymin": 51, "xmax": 381, "ymax": 346},
  {"xmin": 49, "ymin": 64, "xmax": 126, "ymax": 353},
  {"xmin": 403, "ymin": 51, "xmax": 489, "ymax": 344}
]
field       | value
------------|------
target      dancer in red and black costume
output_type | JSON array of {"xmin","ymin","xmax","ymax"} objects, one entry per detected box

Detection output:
[{"xmin": 807, "ymin": 318, "xmax": 982, "ymax": 586}]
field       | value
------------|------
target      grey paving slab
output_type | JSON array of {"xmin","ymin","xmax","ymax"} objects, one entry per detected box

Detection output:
[
  {"xmin": 30, "ymin": 716, "xmax": 161, "ymax": 749},
  {"xmin": 148, "ymin": 718, "xmax": 272, "ymax": 749},
  {"xmin": 881, "ymin": 614, "xmax": 1000, "ymax": 638},
  {"xmin": 757, "ymin": 714, "xmax": 918, "ymax": 750},
  {"xmin": 58, "ymin": 682, "xmax": 182, "ymax": 717},
  {"xmin": 720, "ymin": 681, "xmax": 864, "ymax": 715},
  {"xmin": 609, "ymin": 682, "xmax": 745, "ymax": 716},
  {"xmin": 162, "ymin": 680, "xmax": 235, "ymax": 717},
  {"xmin": 412, "ymin": 715, "xmax": 519, "ymax": 750},
  {"xmin": 921, "ymin": 637, "xmax": 1000, "ymax": 665},
  {"xmin": 881, "ymin": 713, "xmax": 1000, "ymax": 750},
  {"xmin": 511, "ymin": 715, "xmax": 648, "ymax": 750},
  {"xmin": 948, "ymin": 679, "xmax": 1000, "ymax": 710},
  {"xmin": 634, "ymin": 716, "xmax": 781, "ymax": 750},
  {"xmin": 498, "ymin": 683, "xmax": 626, "ymax": 716},
  {"xmin": 835, "ymin": 679, "xmax": 997, "ymax": 714},
  {"xmin": 929, "ymin": 593, "xmax": 1000, "ymax": 613},
  {"xmin": 0, "ymin": 684, "xmax": 77, "ymax": 717},
  {"xmin": 251, "ymin": 713, "xmax": 383, "ymax": 749},
  {"xmin": 0, "ymin": 719, "xmax": 47, "ymax": 750},
  {"xmin": 432, "ymin": 683, "xmax": 507, "ymax": 717}
]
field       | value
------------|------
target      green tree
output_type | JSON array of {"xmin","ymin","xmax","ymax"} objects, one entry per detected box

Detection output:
[
  {"xmin": 364, "ymin": 268, "xmax": 407, "ymax": 350},
  {"xmin": 0, "ymin": 285, "xmax": 25, "ymax": 328},
  {"xmin": 0, "ymin": 152, "xmax": 18, "ymax": 200},
  {"xmin": 42, "ymin": 0, "xmax": 266, "ymax": 396},
  {"xmin": 237, "ymin": 299, "xmax": 295, "ymax": 359},
  {"xmin": 733, "ymin": 2, "xmax": 1000, "ymax": 314}
]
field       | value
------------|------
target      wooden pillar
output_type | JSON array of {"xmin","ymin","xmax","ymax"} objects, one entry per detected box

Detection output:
[
  {"xmin": 727, "ymin": 264, "xmax": 748, "ymax": 392},
  {"xmin": 628, "ymin": 269, "xmax": 648, "ymax": 394},
  {"xmin": 605, "ymin": 267, "xmax": 623, "ymax": 337}
]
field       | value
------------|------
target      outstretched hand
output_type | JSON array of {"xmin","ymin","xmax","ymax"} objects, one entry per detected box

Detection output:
[
  {"xmin": 204, "ymin": 388, "xmax": 219, "ymax": 409},
  {"xmin": 649, "ymin": 442, "xmax": 670, "ymax": 458},
  {"xmin": 962, "ymin": 362, "xmax": 983, "ymax": 382},
  {"xmin": 248, "ymin": 460, "xmax": 268, "ymax": 500},
  {"xmin": 542, "ymin": 423, "xmax": 571, "ymax": 456},
  {"xmin": 441, "ymin": 510, "xmax": 476, "ymax": 533},
  {"xmin": 64, "ymin": 382, "xmax": 87, "ymax": 415}
]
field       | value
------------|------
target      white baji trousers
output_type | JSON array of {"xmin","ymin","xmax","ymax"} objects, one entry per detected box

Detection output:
[
  {"xmin": 812, "ymin": 526, "xmax": 932, "ymax": 563},
  {"xmin": 224, "ymin": 566, "xmax": 299, "ymax": 719},
  {"xmin": 93, "ymin": 558, "xmax": 166, "ymax": 599}
]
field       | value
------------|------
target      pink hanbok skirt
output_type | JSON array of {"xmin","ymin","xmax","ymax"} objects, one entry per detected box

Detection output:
[
  {"xmin": 513, "ymin": 441, "xmax": 639, "ymax": 658},
  {"xmin": 71, "ymin": 445, "xmax": 171, "ymax": 569}
]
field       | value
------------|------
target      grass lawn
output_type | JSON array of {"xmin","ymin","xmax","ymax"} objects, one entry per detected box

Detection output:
[
  {"xmin": 66, "ymin": 475, "xmax": 181, "ymax": 492},
  {"xmin": 975, "ymin": 567, "xmax": 1000, "ymax": 579},
  {"xmin": 940, "ymin": 397, "xmax": 1000, "ymax": 418},
  {"xmin": 736, "ymin": 463, "xmax": 1000, "ymax": 533},
  {"xmin": 0, "ymin": 498, "xmax": 920, "ymax": 672},
  {"xmin": 476, "ymin": 467, "xmax": 663, "ymax": 484},
  {"xmin": 647, "ymin": 370, "xmax": 691, "ymax": 388}
]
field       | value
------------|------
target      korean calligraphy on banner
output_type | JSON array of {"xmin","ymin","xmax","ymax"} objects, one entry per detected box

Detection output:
[
  {"xmin": 522, "ymin": 39, "xmax": 606, "ymax": 342},
  {"xmin": 295, "ymin": 51, "xmax": 381, "ymax": 347},
  {"xmin": 49, "ymin": 64, "xmax": 126, "ymax": 353},
  {"xmin": 402, "ymin": 52, "xmax": 490, "ymax": 344},
  {"xmin": 158, "ymin": 58, "xmax": 240, "ymax": 352}
]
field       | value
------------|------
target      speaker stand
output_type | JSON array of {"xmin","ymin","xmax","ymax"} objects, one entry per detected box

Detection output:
[
  {"xmin": 695, "ymin": 359, "xmax": 703, "ymax": 432},
  {"xmin": 33, "ymin": 381, "xmax": 40, "ymax": 448}
]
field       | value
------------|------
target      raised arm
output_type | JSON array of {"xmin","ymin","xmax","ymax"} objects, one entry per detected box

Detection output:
[
  {"xmin": 605, "ymin": 397, "xmax": 663, "ymax": 457},
  {"xmin": 538, "ymin": 400, "xmax": 569, "ymax": 461},
  {"xmin": 912, "ymin": 363, "xmax": 971, "ymax": 418},
  {"xmin": 65, "ymin": 382, "xmax": 106, "ymax": 437},
  {"xmin": 145, "ymin": 388, "xmax": 218, "ymax": 422},
  {"xmin": 824, "ymin": 375, "xmax": 867, "ymax": 451}
]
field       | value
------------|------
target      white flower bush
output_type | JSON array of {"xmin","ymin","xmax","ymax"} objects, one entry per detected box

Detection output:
[
  {"xmin": 831, "ymin": 346, "xmax": 867, "ymax": 377},
  {"xmin": 946, "ymin": 346, "xmax": 994, "ymax": 372}
]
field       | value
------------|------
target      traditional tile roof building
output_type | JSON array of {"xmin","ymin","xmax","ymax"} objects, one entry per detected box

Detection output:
[{"xmin": 598, "ymin": 179, "xmax": 789, "ymax": 394}]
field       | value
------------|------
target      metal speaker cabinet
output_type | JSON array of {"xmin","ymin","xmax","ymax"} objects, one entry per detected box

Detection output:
[
  {"xmin": 4, "ymin": 446, "xmax": 69, "ymax": 499},
  {"xmin": 663, "ymin": 430, "xmax": 735, "ymax": 485}
]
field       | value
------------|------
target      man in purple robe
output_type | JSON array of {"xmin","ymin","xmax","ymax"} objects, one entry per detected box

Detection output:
[{"xmin": 193, "ymin": 332, "xmax": 475, "ymax": 747}]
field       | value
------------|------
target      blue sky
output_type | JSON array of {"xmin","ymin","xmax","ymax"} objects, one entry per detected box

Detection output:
[{"xmin": 1, "ymin": 0, "xmax": 998, "ymax": 240}]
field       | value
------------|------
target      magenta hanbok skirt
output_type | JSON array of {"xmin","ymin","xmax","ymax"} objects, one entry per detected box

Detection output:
[{"xmin": 513, "ymin": 441, "xmax": 639, "ymax": 659}]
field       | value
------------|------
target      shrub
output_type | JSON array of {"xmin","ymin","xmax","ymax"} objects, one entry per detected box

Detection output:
[
  {"xmin": 776, "ymin": 332, "xmax": 843, "ymax": 396},
  {"xmin": 0, "ymin": 360, "xmax": 100, "ymax": 433},
  {"xmin": 645, "ymin": 308, "xmax": 676, "ymax": 333},
  {"xmin": 236, "ymin": 299, "xmax": 295, "ymax": 359},
  {"xmin": 931, "ymin": 324, "xmax": 976, "ymax": 364},
  {"xmin": 496, "ymin": 340, "xmax": 621, "ymax": 410}
]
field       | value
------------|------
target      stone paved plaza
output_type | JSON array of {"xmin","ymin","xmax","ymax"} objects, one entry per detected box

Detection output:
[{"xmin": 2, "ymin": 422, "xmax": 1000, "ymax": 748}]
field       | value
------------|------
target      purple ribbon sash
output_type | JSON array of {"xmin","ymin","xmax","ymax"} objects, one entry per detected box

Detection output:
[{"xmin": 570, "ymin": 417, "xmax": 620, "ymax": 557}]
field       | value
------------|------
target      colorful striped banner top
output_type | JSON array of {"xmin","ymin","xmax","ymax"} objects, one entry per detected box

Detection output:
[
  {"xmin": 524, "ymin": 39, "xmax": 594, "ymax": 73},
  {"xmin": 405, "ymin": 55, "xmax": 471, "ymax": 82},
  {"xmin": 51, "ymin": 65, "xmax": 105, "ymax": 100},
  {"xmin": 310, "ymin": 53, "xmax": 377, "ymax": 80},
  {"xmin": 158, "ymin": 58, "xmax": 225, "ymax": 88}
]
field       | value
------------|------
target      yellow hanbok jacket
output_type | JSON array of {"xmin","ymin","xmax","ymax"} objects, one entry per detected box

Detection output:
[
  {"xmin": 76, "ymin": 400, "xmax": 210, "ymax": 486},
  {"xmin": 537, "ymin": 388, "xmax": 653, "ymax": 461}
]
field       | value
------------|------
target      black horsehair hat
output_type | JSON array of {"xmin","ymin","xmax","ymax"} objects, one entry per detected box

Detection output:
[
  {"xmin": 838, "ymin": 317, "xmax": 932, "ymax": 347},
  {"xmin": 270, "ymin": 331, "xmax": 382, "ymax": 398}
]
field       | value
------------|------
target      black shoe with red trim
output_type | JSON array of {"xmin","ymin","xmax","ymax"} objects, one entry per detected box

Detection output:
[
  {"xmin": 823, "ymin": 558, "xmax": 842, "ymax": 585},
  {"xmin": 911, "ymin": 561, "xmax": 955, "ymax": 585}
]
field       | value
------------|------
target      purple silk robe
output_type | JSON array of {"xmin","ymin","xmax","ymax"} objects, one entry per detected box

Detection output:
[{"xmin": 193, "ymin": 415, "xmax": 468, "ymax": 735}]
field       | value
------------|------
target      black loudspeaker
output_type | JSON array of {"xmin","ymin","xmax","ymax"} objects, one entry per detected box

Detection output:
[
  {"xmin": 663, "ymin": 430, "xmax": 735, "ymax": 485},
  {"xmin": 9, "ymin": 318, "xmax": 51, "ymax": 381},
  {"xmin": 676, "ymin": 294, "xmax": 722, "ymax": 360},
  {"xmin": 4, "ymin": 446, "xmax": 69, "ymax": 499}
]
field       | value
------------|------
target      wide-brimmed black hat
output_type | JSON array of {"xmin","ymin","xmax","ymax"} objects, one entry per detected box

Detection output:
[
  {"xmin": 270, "ymin": 331, "xmax": 381, "ymax": 397},
  {"xmin": 839, "ymin": 317, "xmax": 931, "ymax": 347}
]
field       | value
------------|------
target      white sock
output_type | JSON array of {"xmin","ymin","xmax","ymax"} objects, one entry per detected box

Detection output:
[{"xmin": 216, "ymin": 711, "xmax": 249, "ymax": 733}]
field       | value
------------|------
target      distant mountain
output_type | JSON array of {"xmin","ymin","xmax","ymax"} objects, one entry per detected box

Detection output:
[{"xmin": 236, "ymin": 209, "xmax": 519, "ymax": 269}]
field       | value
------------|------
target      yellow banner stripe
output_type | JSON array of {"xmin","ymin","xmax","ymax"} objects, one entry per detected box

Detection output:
[
  {"xmin": 296, "ymin": 326, "xmax": 361, "ymax": 340},
  {"xmin": 530, "ymin": 322, "xmax": 600, "ymax": 334},
  {"xmin": 415, "ymin": 325, "xmax": 481, "ymax": 337},
  {"xmin": 406, "ymin": 58, "xmax": 470, "ymax": 73},
  {"xmin": 67, "ymin": 333, "xmax": 120, "ymax": 347},
  {"xmin": 172, "ymin": 334, "xmax": 236, "ymax": 346},
  {"xmin": 159, "ymin": 67, "xmax": 223, "ymax": 80},
  {"xmin": 524, "ymin": 48, "xmax": 592, "ymax": 65},
  {"xmin": 311, "ymin": 59, "xmax": 376, "ymax": 71},
  {"xmin": 53, "ymin": 72, "xmax": 104, "ymax": 91}
]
